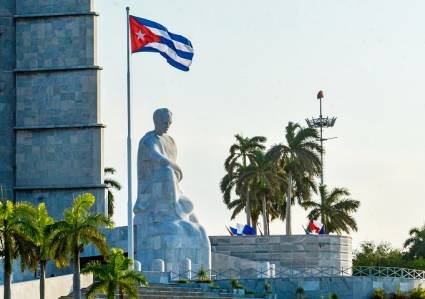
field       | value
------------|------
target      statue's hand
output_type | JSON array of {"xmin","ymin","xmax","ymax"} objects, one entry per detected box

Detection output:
[{"xmin": 171, "ymin": 162, "xmax": 183, "ymax": 182}]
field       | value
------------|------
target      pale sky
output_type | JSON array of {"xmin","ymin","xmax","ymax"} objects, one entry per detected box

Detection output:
[{"xmin": 95, "ymin": 0, "xmax": 425, "ymax": 250}]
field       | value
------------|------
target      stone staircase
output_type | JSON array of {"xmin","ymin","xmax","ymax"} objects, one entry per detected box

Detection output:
[
  {"xmin": 59, "ymin": 283, "xmax": 265, "ymax": 299},
  {"xmin": 137, "ymin": 283, "xmax": 264, "ymax": 298}
]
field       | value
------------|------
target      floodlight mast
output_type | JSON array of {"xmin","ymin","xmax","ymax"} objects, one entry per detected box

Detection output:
[{"xmin": 305, "ymin": 90, "xmax": 337, "ymax": 188}]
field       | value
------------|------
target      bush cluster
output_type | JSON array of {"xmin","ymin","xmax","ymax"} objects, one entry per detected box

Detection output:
[
  {"xmin": 354, "ymin": 242, "xmax": 425, "ymax": 271},
  {"xmin": 371, "ymin": 286, "xmax": 425, "ymax": 299}
]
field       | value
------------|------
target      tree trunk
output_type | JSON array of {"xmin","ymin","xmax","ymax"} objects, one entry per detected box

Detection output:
[
  {"xmin": 243, "ymin": 157, "xmax": 252, "ymax": 228},
  {"xmin": 252, "ymin": 217, "xmax": 258, "ymax": 234},
  {"xmin": 119, "ymin": 287, "xmax": 124, "ymax": 299},
  {"xmin": 267, "ymin": 213, "xmax": 270, "ymax": 236},
  {"xmin": 4, "ymin": 271, "xmax": 11, "ymax": 299},
  {"xmin": 245, "ymin": 187, "xmax": 252, "ymax": 227},
  {"xmin": 73, "ymin": 252, "xmax": 81, "ymax": 299},
  {"xmin": 40, "ymin": 261, "xmax": 46, "ymax": 299},
  {"xmin": 285, "ymin": 173, "xmax": 293, "ymax": 235},
  {"xmin": 261, "ymin": 194, "xmax": 268, "ymax": 236},
  {"xmin": 4, "ymin": 238, "xmax": 12, "ymax": 299}
]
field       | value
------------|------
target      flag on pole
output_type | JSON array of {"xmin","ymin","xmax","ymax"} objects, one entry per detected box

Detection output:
[
  {"xmin": 129, "ymin": 15, "xmax": 194, "ymax": 71},
  {"xmin": 304, "ymin": 220, "xmax": 329, "ymax": 235}
]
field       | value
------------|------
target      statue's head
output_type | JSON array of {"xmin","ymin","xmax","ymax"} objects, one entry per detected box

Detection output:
[{"xmin": 153, "ymin": 108, "xmax": 172, "ymax": 135}]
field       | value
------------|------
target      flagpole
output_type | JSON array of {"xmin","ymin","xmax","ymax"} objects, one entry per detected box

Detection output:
[{"xmin": 126, "ymin": 6, "xmax": 134, "ymax": 265}]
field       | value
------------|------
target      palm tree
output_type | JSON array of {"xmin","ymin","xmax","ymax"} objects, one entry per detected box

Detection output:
[
  {"xmin": 220, "ymin": 162, "xmax": 266, "ymax": 231},
  {"xmin": 303, "ymin": 185, "xmax": 359, "ymax": 234},
  {"xmin": 30, "ymin": 203, "xmax": 55, "ymax": 299},
  {"xmin": 82, "ymin": 248, "xmax": 147, "ymax": 299},
  {"xmin": 239, "ymin": 150, "xmax": 282, "ymax": 235},
  {"xmin": 404, "ymin": 225, "xmax": 425, "ymax": 259},
  {"xmin": 49, "ymin": 193, "xmax": 114, "ymax": 299},
  {"xmin": 104, "ymin": 167, "xmax": 122, "ymax": 218},
  {"xmin": 222, "ymin": 134, "xmax": 266, "ymax": 227},
  {"xmin": 0, "ymin": 201, "xmax": 37, "ymax": 299},
  {"xmin": 269, "ymin": 122, "xmax": 322, "ymax": 235}
]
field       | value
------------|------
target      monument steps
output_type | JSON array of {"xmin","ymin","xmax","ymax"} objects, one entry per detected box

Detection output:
[
  {"xmin": 59, "ymin": 283, "xmax": 265, "ymax": 298},
  {"xmin": 137, "ymin": 284, "xmax": 264, "ymax": 299}
]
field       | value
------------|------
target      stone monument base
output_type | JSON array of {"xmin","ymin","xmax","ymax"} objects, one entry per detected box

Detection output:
[
  {"xmin": 106, "ymin": 230, "xmax": 352, "ymax": 278},
  {"xmin": 210, "ymin": 235, "xmax": 352, "ymax": 275}
]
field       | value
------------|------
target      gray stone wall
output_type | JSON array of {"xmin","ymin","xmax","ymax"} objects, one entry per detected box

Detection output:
[
  {"xmin": 0, "ymin": 0, "xmax": 104, "ymax": 283},
  {"xmin": 212, "ymin": 252, "xmax": 262, "ymax": 274},
  {"xmin": 104, "ymin": 225, "xmax": 129, "ymax": 253},
  {"xmin": 16, "ymin": 16, "xmax": 95, "ymax": 69},
  {"xmin": 0, "ymin": 1, "xmax": 16, "ymax": 199},
  {"xmin": 16, "ymin": 0, "xmax": 92, "ymax": 15},
  {"xmin": 17, "ymin": 188, "xmax": 106, "ymax": 222},
  {"xmin": 215, "ymin": 277, "xmax": 425, "ymax": 299},
  {"xmin": 210, "ymin": 235, "xmax": 352, "ymax": 270},
  {"xmin": 16, "ymin": 70, "xmax": 99, "ymax": 126},
  {"xmin": 15, "ymin": 128, "xmax": 102, "ymax": 186}
]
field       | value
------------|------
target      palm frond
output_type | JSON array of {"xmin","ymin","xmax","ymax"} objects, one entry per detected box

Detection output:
[{"xmin": 104, "ymin": 167, "xmax": 116, "ymax": 175}]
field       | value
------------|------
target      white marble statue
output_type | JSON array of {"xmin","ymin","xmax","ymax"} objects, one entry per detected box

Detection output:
[{"xmin": 134, "ymin": 108, "xmax": 211, "ymax": 273}]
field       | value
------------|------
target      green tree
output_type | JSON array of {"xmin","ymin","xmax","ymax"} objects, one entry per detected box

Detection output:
[
  {"xmin": 104, "ymin": 167, "xmax": 122, "ymax": 218},
  {"xmin": 222, "ymin": 134, "xmax": 266, "ymax": 227},
  {"xmin": 31, "ymin": 203, "xmax": 55, "ymax": 299},
  {"xmin": 353, "ymin": 242, "xmax": 405, "ymax": 268},
  {"xmin": 269, "ymin": 122, "xmax": 322, "ymax": 235},
  {"xmin": 82, "ymin": 248, "xmax": 147, "ymax": 299},
  {"xmin": 303, "ymin": 185, "xmax": 359, "ymax": 234},
  {"xmin": 0, "ymin": 201, "xmax": 37, "ymax": 299},
  {"xmin": 239, "ymin": 150, "xmax": 282, "ymax": 235},
  {"xmin": 404, "ymin": 225, "xmax": 425, "ymax": 259},
  {"xmin": 353, "ymin": 241, "xmax": 425, "ymax": 270},
  {"xmin": 49, "ymin": 193, "xmax": 113, "ymax": 299}
]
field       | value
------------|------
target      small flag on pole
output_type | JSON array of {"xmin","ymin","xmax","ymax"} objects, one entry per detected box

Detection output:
[{"xmin": 129, "ymin": 15, "xmax": 194, "ymax": 71}]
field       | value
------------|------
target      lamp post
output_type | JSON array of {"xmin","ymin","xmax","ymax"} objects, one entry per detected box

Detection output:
[{"xmin": 306, "ymin": 90, "xmax": 337, "ymax": 191}]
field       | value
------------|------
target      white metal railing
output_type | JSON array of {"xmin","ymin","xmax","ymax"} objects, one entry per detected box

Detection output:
[{"xmin": 166, "ymin": 266, "xmax": 425, "ymax": 281}]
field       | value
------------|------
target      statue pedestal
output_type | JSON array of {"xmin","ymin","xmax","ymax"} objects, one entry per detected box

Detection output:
[{"xmin": 134, "ymin": 211, "xmax": 211, "ymax": 275}]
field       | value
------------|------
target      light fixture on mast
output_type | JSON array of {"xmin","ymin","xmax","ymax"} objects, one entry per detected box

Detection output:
[{"xmin": 305, "ymin": 90, "xmax": 337, "ymax": 187}]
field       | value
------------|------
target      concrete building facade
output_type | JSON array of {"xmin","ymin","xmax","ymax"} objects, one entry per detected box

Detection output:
[{"xmin": 0, "ymin": 0, "xmax": 105, "ymax": 217}]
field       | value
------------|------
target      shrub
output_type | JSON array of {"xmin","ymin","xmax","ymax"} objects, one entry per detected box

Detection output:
[
  {"xmin": 195, "ymin": 267, "xmax": 211, "ymax": 283},
  {"xmin": 371, "ymin": 288, "xmax": 386, "ymax": 299},
  {"xmin": 409, "ymin": 285, "xmax": 425, "ymax": 299},
  {"xmin": 389, "ymin": 294, "xmax": 409, "ymax": 299},
  {"xmin": 329, "ymin": 294, "xmax": 339, "ymax": 299},
  {"xmin": 264, "ymin": 280, "xmax": 272, "ymax": 294},
  {"xmin": 231, "ymin": 278, "xmax": 243, "ymax": 289},
  {"xmin": 389, "ymin": 289, "xmax": 409, "ymax": 299},
  {"xmin": 296, "ymin": 287, "xmax": 306, "ymax": 299}
]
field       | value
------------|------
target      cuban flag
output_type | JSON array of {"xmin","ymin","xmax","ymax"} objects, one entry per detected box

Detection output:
[
  {"xmin": 129, "ymin": 15, "xmax": 194, "ymax": 71},
  {"xmin": 303, "ymin": 220, "xmax": 328, "ymax": 235},
  {"xmin": 226, "ymin": 224, "xmax": 256, "ymax": 236}
]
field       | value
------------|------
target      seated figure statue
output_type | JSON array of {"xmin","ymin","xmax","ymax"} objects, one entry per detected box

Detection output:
[{"xmin": 134, "ymin": 108, "xmax": 211, "ymax": 273}]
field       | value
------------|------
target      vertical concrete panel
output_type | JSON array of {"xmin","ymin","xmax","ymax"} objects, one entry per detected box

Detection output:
[
  {"xmin": 0, "ymin": 1, "xmax": 15, "ymax": 198},
  {"xmin": 0, "ymin": 0, "xmax": 105, "ymax": 283},
  {"xmin": 13, "ymin": 0, "xmax": 105, "ymax": 221},
  {"xmin": 16, "ymin": 0, "xmax": 91, "ymax": 15}
]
